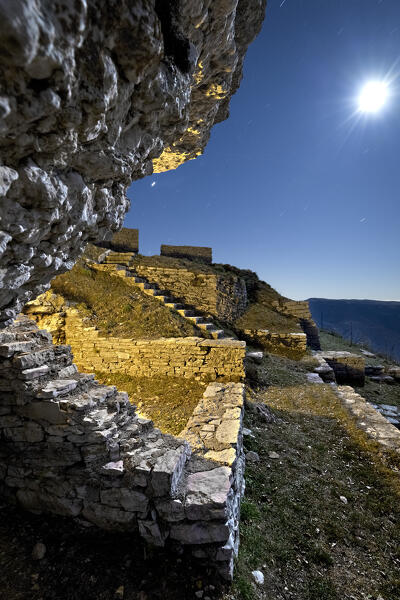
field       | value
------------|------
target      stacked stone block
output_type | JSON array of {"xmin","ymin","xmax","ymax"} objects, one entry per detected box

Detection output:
[
  {"xmin": 243, "ymin": 329, "xmax": 307, "ymax": 357},
  {"xmin": 68, "ymin": 310, "xmax": 245, "ymax": 382},
  {"xmin": 24, "ymin": 298, "xmax": 246, "ymax": 382},
  {"xmin": 335, "ymin": 386, "xmax": 400, "ymax": 452},
  {"xmin": 96, "ymin": 228, "xmax": 139, "ymax": 253},
  {"xmin": 272, "ymin": 299, "xmax": 321, "ymax": 350},
  {"xmin": 0, "ymin": 317, "xmax": 246, "ymax": 579},
  {"xmin": 160, "ymin": 245, "xmax": 212, "ymax": 264},
  {"xmin": 318, "ymin": 352, "xmax": 365, "ymax": 386}
]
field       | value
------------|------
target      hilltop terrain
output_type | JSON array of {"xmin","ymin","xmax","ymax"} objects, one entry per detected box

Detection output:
[{"xmin": 48, "ymin": 245, "xmax": 302, "ymax": 339}]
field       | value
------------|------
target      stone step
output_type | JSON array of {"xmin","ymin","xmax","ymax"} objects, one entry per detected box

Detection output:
[
  {"xmin": 197, "ymin": 322, "xmax": 215, "ymax": 331},
  {"xmin": 104, "ymin": 256, "xmax": 134, "ymax": 261},
  {"xmin": 144, "ymin": 289, "xmax": 165, "ymax": 297},
  {"xmin": 153, "ymin": 295, "xmax": 171, "ymax": 303},
  {"xmin": 177, "ymin": 309, "xmax": 196, "ymax": 317},
  {"xmin": 164, "ymin": 302, "xmax": 181, "ymax": 310},
  {"xmin": 210, "ymin": 330, "xmax": 226, "ymax": 339},
  {"xmin": 136, "ymin": 282, "xmax": 153, "ymax": 290},
  {"xmin": 186, "ymin": 315, "xmax": 205, "ymax": 325},
  {"xmin": 165, "ymin": 303, "xmax": 184, "ymax": 310}
]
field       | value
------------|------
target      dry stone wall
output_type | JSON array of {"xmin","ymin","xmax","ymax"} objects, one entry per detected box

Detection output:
[
  {"xmin": 133, "ymin": 264, "xmax": 247, "ymax": 322},
  {"xmin": 24, "ymin": 299, "xmax": 245, "ymax": 382},
  {"xmin": 66, "ymin": 312, "xmax": 245, "ymax": 382},
  {"xmin": 160, "ymin": 245, "xmax": 212, "ymax": 264},
  {"xmin": 0, "ymin": 317, "xmax": 246, "ymax": 579},
  {"xmin": 335, "ymin": 386, "xmax": 400, "ymax": 453},
  {"xmin": 317, "ymin": 352, "xmax": 365, "ymax": 387},
  {"xmin": 272, "ymin": 300, "xmax": 312, "ymax": 320},
  {"xmin": 96, "ymin": 228, "xmax": 139, "ymax": 253},
  {"xmin": 0, "ymin": 0, "xmax": 266, "ymax": 326},
  {"xmin": 271, "ymin": 300, "xmax": 321, "ymax": 350},
  {"xmin": 243, "ymin": 329, "xmax": 307, "ymax": 358}
]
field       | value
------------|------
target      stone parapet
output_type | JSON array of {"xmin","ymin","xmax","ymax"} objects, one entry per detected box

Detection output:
[
  {"xmin": 96, "ymin": 228, "xmax": 139, "ymax": 253},
  {"xmin": 318, "ymin": 352, "xmax": 365, "ymax": 387},
  {"xmin": 243, "ymin": 329, "xmax": 307, "ymax": 358},
  {"xmin": 65, "ymin": 312, "xmax": 245, "ymax": 382},
  {"xmin": 271, "ymin": 299, "xmax": 312, "ymax": 320},
  {"xmin": 271, "ymin": 300, "xmax": 321, "ymax": 350},
  {"xmin": 161, "ymin": 245, "xmax": 212, "ymax": 264},
  {"xmin": 0, "ymin": 318, "xmax": 247, "ymax": 579}
]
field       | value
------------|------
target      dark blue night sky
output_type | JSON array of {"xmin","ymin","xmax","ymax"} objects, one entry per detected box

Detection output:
[{"xmin": 125, "ymin": 0, "xmax": 400, "ymax": 301}]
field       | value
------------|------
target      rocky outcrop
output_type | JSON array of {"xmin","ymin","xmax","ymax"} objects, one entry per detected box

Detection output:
[{"xmin": 0, "ymin": 0, "xmax": 266, "ymax": 326}]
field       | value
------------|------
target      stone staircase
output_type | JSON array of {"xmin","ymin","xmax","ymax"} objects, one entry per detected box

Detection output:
[
  {"xmin": 0, "ymin": 315, "xmax": 243, "ymax": 579},
  {"xmin": 101, "ymin": 252, "xmax": 233, "ymax": 340}
]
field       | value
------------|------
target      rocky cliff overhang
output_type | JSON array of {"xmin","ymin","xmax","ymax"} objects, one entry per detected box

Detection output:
[{"xmin": 0, "ymin": 0, "xmax": 266, "ymax": 326}]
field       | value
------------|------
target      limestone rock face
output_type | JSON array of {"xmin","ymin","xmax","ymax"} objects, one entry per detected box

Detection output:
[{"xmin": 0, "ymin": 0, "xmax": 266, "ymax": 326}]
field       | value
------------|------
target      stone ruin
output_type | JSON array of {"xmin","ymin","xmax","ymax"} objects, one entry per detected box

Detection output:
[
  {"xmin": 0, "ymin": 0, "xmax": 266, "ymax": 580},
  {"xmin": 96, "ymin": 227, "xmax": 139, "ymax": 254},
  {"xmin": 161, "ymin": 244, "xmax": 213, "ymax": 264},
  {"xmin": 0, "ymin": 316, "xmax": 245, "ymax": 579}
]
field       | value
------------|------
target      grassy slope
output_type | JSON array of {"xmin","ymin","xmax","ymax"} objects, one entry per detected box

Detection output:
[
  {"xmin": 229, "ymin": 354, "xmax": 400, "ymax": 600},
  {"xmin": 234, "ymin": 282, "xmax": 302, "ymax": 334},
  {"xmin": 133, "ymin": 253, "xmax": 302, "ymax": 334},
  {"xmin": 51, "ymin": 261, "xmax": 203, "ymax": 340},
  {"xmin": 94, "ymin": 372, "xmax": 205, "ymax": 435},
  {"xmin": 320, "ymin": 330, "xmax": 400, "ymax": 409}
]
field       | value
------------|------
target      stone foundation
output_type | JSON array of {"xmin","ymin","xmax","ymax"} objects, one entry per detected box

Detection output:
[
  {"xmin": 243, "ymin": 329, "xmax": 307, "ymax": 358},
  {"xmin": 25, "ymin": 303, "xmax": 245, "ymax": 382},
  {"xmin": 271, "ymin": 300, "xmax": 321, "ymax": 350},
  {"xmin": 161, "ymin": 245, "xmax": 212, "ymax": 264},
  {"xmin": 132, "ymin": 264, "xmax": 247, "ymax": 323},
  {"xmin": 318, "ymin": 352, "xmax": 365, "ymax": 387},
  {"xmin": 0, "ymin": 317, "xmax": 246, "ymax": 579}
]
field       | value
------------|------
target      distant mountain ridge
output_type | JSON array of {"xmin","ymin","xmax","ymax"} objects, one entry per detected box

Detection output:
[{"xmin": 308, "ymin": 298, "xmax": 400, "ymax": 362}]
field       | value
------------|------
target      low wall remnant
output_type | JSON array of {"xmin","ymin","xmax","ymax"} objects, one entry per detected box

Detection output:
[
  {"xmin": 318, "ymin": 352, "xmax": 365, "ymax": 387},
  {"xmin": 96, "ymin": 228, "xmax": 139, "ymax": 253},
  {"xmin": 335, "ymin": 386, "xmax": 400, "ymax": 452},
  {"xmin": 0, "ymin": 317, "xmax": 246, "ymax": 580},
  {"xmin": 24, "ymin": 296, "xmax": 246, "ymax": 382},
  {"xmin": 161, "ymin": 245, "xmax": 212, "ymax": 264},
  {"xmin": 243, "ymin": 329, "xmax": 307, "ymax": 358}
]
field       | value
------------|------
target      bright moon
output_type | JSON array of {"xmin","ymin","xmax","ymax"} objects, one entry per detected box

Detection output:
[{"xmin": 358, "ymin": 81, "xmax": 388, "ymax": 113}]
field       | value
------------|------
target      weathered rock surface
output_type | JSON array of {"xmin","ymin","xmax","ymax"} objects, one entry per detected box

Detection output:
[{"xmin": 0, "ymin": 0, "xmax": 266, "ymax": 325}]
